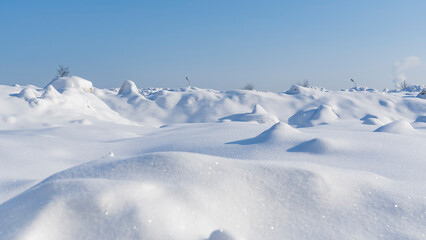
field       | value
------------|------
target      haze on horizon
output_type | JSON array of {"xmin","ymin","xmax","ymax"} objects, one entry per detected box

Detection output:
[{"xmin": 1, "ymin": 0, "xmax": 425, "ymax": 91}]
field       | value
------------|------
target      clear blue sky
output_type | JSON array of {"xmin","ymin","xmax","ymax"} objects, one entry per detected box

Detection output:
[{"xmin": 1, "ymin": 0, "xmax": 425, "ymax": 90}]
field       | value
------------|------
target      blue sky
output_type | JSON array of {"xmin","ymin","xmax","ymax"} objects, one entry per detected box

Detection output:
[{"xmin": 1, "ymin": 0, "xmax": 425, "ymax": 90}]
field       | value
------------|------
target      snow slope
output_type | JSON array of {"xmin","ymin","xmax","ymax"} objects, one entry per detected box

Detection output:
[{"xmin": 0, "ymin": 77, "xmax": 425, "ymax": 240}]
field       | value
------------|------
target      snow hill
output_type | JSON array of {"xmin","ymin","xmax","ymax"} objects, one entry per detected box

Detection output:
[{"xmin": 0, "ymin": 76, "xmax": 425, "ymax": 240}]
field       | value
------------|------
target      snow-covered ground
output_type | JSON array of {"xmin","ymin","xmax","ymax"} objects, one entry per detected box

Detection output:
[{"xmin": 0, "ymin": 76, "xmax": 425, "ymax": 240}]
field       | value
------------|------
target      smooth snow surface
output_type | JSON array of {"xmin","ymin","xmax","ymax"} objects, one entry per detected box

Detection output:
[
  {"xmin": 374, "ymin": 120, "xmax": 417, "ymax": 134},
  {"xmin": 46, "ymin": 76, "xmax": 93, "ymax": 93},
  {"xmin": 227, "ymin": 122, "xmax": 301, "ymax": 145},
  {"xmin": 287, "ymin": 137, "xmax": 347, "ymax": 154},
  {"xmin": 0, "ymin": 77, "xmax": 425, "ymax": 240}
]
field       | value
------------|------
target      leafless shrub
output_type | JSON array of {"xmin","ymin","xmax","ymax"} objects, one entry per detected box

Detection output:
[
  {"xmin": 56, "ymin": 65, "xmax": 69, "ymax": 78},
  {"xmin": 398, "ymin": 80, "xmax": 408, "ymax": 90},
  {"xmin": 242, "ymin": 84, "xmax": 255, "ymax": 90},
  {"xmin": 297, "ymin": 80, "xmax": 310, "ymax": 87}
]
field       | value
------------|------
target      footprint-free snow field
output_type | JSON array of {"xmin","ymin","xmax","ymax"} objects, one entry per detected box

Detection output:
[{"xmin": 0, "ymin": 77, "xmax": 425, "ymax": 240}]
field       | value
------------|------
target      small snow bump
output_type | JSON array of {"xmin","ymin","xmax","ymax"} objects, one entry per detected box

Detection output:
[
  {"xmin": 287, "ymin": 137, "xmax": 346, "ymax": 154},
  {"xmin": 46, "ymin": 76, "xmax": 93, "ymax": 93},
  {"xmin": 374, "ymin": 120, "xmax": 417, "ymax": 134},
  {"xmin": 416, "ymin": 89, "xmax": 426, "ymax": 99},
  {"xmin": 118, "ymin": 80, "xmax": 139, "ymax": 96}
]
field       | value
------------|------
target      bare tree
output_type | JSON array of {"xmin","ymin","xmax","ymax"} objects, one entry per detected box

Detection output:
[
  {"xmin": 297, "ymin": 80, "xmax": 310, "ymax": 87},
  {"xmin": 242, "ymin": 84, "xmax": 255, "ymax": 90},
  {"xmin": 56, "ymin": 65, "xmax": 69, "ymax": 78},
  {"xmin": 398, "ymin": 80, "xmax": 408, "ymax": 90}
]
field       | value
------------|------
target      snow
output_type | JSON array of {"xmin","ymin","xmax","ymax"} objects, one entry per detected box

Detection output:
[
  {"xmin": 287, "ymin": 137, "xmax": 347, "ymax": 154},
  {"xmin": 227, "ymin": 122, "xmax": 302, "ymax": 145},
  {"xmin": 41, "ymin": 84, "xmax": 61, "ymax": 99},
  {"xmin": 417, "ymin": 88, "xmax": 426, "ymax": 99},
  {"xmin": 374, "ymin": 120, "xmax": 417, "ymax": 134},
  {"xmin": 219, "ymin": 104, "xmax": 279, "ymax": 124},
  {"xmin": 17, "ymin": 87, "xmax": 38, "ymax": 101},
  {"xmin": 118, "ymin": 80, "xmax": 139, "ymax": 96},
  {"xmin": 362, "ymin": 117, "xmax": 384, "ymax": 125},
  {"xmin": 46, "ymin": 76, "xmax": 94, "ymax": 93},
  {"xmin": 0, "ymin": 76, "xmax": 425, "ymax": 240},
  {"xmin": 289, "ymin": 104, "xmax": 339, "ymax": 127}
]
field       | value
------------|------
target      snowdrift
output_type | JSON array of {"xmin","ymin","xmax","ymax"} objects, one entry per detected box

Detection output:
[
  {"xmin": 288, "ymin": 105, "xmax": 339, "ymax": 128},
  {"xmin": 3, "ymin": 77, "xmax": 425, "ymax": 128},
  {"xmin": 4, "ymin": 78, "xmax": 134, "ymax": 129},
  {"xmin": 374, "ymin": 121, "xmax": 417, "ymax": 134},
  {"xmin": 360, "ymin": 114, "xmax": 384, "ymax": 125},
  {"xmin": 219, "ymin": 104, "xmax": 279, "ymax": 124},
  {"xmin": 227, "ymin": 122, "xmax": 301, "ymax": 145},
  {"xmin": 46, "ymin": 76, "xmax": 93, "ymax": 93},
  {"xmin": 1, "ymin": 77, "xmax": 426, "ymax": 240},
  {"xmin": 287, "ymin": 137, "xmax": 347, "ymax": 154},
  {"xmin": 1, "ymin": 152, "xmax": 425, "ymax": 240},
  {"xmin": 417, "ymin": 89, "xmax": 426, "ymax": 99}
]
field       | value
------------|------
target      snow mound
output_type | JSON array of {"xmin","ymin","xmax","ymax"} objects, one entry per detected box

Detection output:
[
  {"xmin": 416, "ymin": 89, "xmax": 426, "ymax": 99},
  {"xmin": 46, "ymin": 76, "xmax": 93, "ymax": 93},
  {"xmin": 361, "ymin": 114, "xmax": 383, "ymax": 125},
  {"xmin": 118, "ymin": 80, "xmax": 139, "ymax": 96},
  {"xmin": 17, "ymin": 88, "xmax": 38, "ymax": 101},
  {"xmin": 115, "ymin": 80, "xmax": 149, "ymax": 106},
  {"xmin": 92, "ymin": 81, "xmax": 423, "ymax": 125},
  {"xmin": 285, "ymin": 85, "xmax": 317, "ymax": 95},
  {"xmin": 286, "ymin": 85, "xmax": 302, "ymax": 94},
  {"xmin": 285, "ymin": 85, "xmax": 326, "ymax": 95},
  {"xmin": 219, "ymin": 104, "xmax": 279, "ymax": 124},
  {"xmin": 289, "ymin": 105, "xmax": 338, "ymax": 128},
  {"xmin": 41, "ymin": 85, "xmax": 61, "ymax": 99},
  {"xmin": 227, "ymin": 122, "xmax": 301, "ymax": 145},
  {"xmin": 5, "ymin": 81, "xmax": 136, "ymax": 128},
  {"xmin": 374, "ymin": 120, "xmax": 417, "ymax": 134},
  {"xmin": 362, "ymin": 118, "xmax": 384, "ymax": 125},
  {"xmin": 311, "ymin": 105, "xmax": 338, "ymax": 125},
  {"xmin": 2, "ymin": 79, "xmax": 426, "ymax": 239},
  {"xmin": 251, "ymin": 104, "xmax": 267, "ymax": 114},
  {"xmin": 2, "ymin": 152, "xmax": 422, "ymax": 240},
  {"xmin": 360, "ymin": 114, "xmax": 378, "ymax": 121},
  {"xmin": 287, "ymin": 138, "xmax": 345, "ymax": 154}
]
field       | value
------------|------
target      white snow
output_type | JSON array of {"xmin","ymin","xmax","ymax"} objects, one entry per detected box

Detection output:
[
  {"xmin": 288, "ymin": 105, "xmax": 339, "ymax": 128},
  {"xmin": 118, "ymin": 80, "xmax": 140, "ymax": 96},
  {"xmin": 287, "ymin": 137, "xmax": 347, "ymax": 154},
  {"xmin": 219, "ymin": 104, "xmax": 279, "ymax": 124},
  {"xmin": 227, "ymin": 122, "xmax": 302, "ymax": 146},
  {"xmin": 417, "ymin": 88, "xmax": 426, "ymax": 99},
  {"xmin": 374, "ymin": 120, "xmax": 417, "ymax": 134},
  {"xmin": 0, "ymin": 77, "xmax": 425, "ymax": 240},
  {"xmin": 17, "ymin": 87, "xmax": 38, "ymax": 101},
  {"xmin": 46, "ymin": 76, "xmax": 94, "ymax": 93}
]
